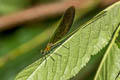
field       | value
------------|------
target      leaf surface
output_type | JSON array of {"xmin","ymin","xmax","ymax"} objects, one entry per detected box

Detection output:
[{"xmin": 94, "ymin": 23, "xmax": 120, "ymax": 80}]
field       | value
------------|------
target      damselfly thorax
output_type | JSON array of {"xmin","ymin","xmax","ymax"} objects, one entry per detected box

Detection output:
[{"xmin": 41, "ymin": 43, "xmax": 53, "ymax": 55}]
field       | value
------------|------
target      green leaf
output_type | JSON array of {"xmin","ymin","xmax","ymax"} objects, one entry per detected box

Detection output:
[
  {"xmin": 94, "ymin": 23, "xmax": 120, "ymax": 80},
  {"xmin": 15, "ymin": 1, "xmax": 120, "ymax": 80}
]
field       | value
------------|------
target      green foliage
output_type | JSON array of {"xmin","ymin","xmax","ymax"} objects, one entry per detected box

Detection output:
[
  {"xmin": 95, "ymin": 43, "xmax": 120, "ymax": 80},
  {"xmin": 0, "ymin": 0, "xmax": 95, "ymax": 80},
  {"xmin": 0, "ymin": 22, "xmax": 57, "ymax": 80},
  {"xmin": 0, "ymin": 0, "xmax": 31, "ymax": 15},
  {"xmin": 15, "ymin": 1, "xmax": 120, "ymax": 80},
  {"xmin": 94, "ymin": 23, "xmax": 120, "ymax": 79}
]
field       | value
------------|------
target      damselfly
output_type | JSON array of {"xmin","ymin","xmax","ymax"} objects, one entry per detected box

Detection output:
[{"xmin": 41, "ymin": 6, "xmax": 75, "ymax": 55}]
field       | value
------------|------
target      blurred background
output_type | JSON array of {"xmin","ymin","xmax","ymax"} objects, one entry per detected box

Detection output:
[{"xmin": 0, "ymin": 0, "xmax": 118, "ymax": 80}]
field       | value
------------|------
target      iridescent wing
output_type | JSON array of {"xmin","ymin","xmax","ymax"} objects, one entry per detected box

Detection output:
[{"xmin": 49, "ymin": 6, "xmax": 75, "ymax": 44}]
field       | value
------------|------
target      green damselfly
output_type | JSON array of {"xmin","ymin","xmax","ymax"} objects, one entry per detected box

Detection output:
[{"xmin": 41, "ymin": 6, "xmax": 75, "ymax": 55}]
